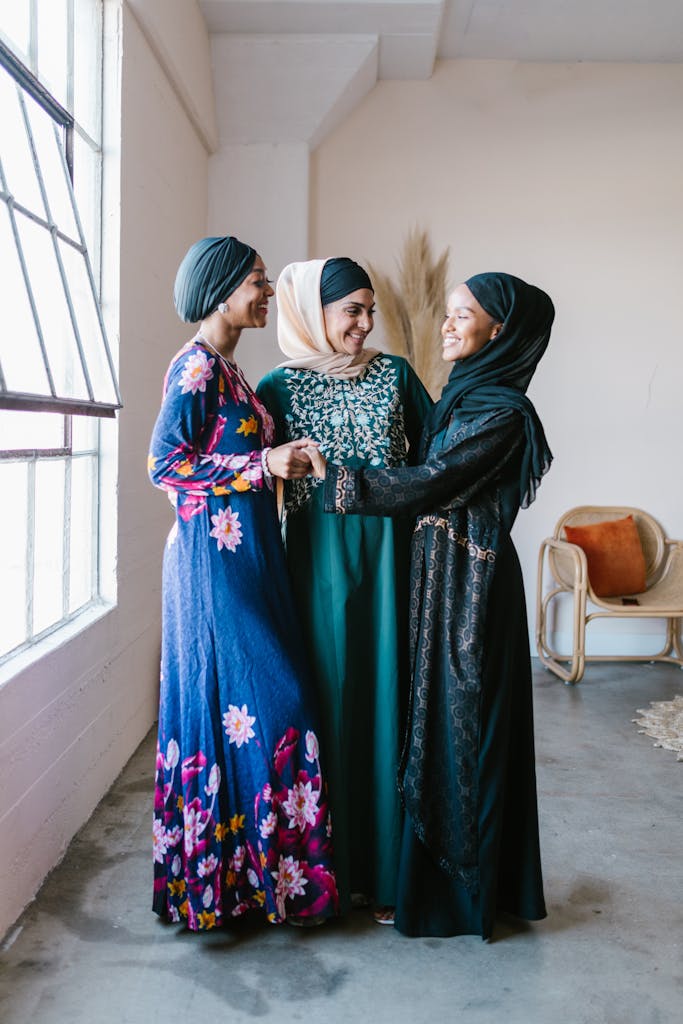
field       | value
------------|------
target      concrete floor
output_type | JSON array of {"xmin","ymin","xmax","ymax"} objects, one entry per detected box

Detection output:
[{"xmin": 1, "ymin": 661, "xmax": 682, "ymax": 1024}]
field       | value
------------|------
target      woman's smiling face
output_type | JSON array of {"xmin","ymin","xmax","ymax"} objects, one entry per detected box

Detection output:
[
  {"xmin": 441, "ymin": 283, "xmax": 502, "ymax": 363},
  {"xmin": 222, "ymin": 256, "xmax": 274, "ymax": 329},
  {"xmin": 322, "ymin": 288, "xmax": 375, "ymax": 357}
]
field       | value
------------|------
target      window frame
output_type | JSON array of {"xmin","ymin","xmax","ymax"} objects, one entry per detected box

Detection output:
[
  {"xmin": 0, "ymin": 1, "xmax": 115, "ymax": 669},
  {"xmin": 0, "ymin": 33, "xmax": 121, "ymax": 419}
]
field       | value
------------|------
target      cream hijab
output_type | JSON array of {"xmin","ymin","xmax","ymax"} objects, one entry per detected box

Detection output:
[{"xmin": 276, "ymin": 259, "xmax": 381, "ymax": 380}]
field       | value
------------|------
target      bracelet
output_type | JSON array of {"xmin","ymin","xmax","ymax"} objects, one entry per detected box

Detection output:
[{"xmin": 261, "ymin": 447, "xmax": 273, "ymax": 482}]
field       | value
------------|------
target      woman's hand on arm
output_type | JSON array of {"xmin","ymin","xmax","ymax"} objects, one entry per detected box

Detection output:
[
  {"xmin": 304, "ymin": 445, "xmax": 327, "ymax": 479},
  {"xmin": 267, "ymin": 438, "xmax": 319, "ymax": 480}
]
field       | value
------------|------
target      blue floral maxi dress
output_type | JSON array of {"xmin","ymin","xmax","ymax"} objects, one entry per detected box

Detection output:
[{"xmin": 148, "ymin": 341, "xmax": 338, "ymax": 930}]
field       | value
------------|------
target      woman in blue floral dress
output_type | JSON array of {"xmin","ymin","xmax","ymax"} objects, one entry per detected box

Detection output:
[{"xmin": 148, "ymin": 236, "xmax": 338, "ymax": 930}]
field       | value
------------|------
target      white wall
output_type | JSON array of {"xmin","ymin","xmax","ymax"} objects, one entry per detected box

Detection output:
[
  {"xmin": 0, "ymin": 0, "xmax": 211, "ymax": 940},
  {"xmin": 310, "ymin": 59, "xmax": 683, "ymax": 653},
  {"xmin": 208, "ymin": 141, "xmax": 310, "ymax": 383}
]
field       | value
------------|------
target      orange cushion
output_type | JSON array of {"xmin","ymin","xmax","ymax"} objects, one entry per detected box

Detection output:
[{"xmin": 564, "ymin": 515, "xmax": 647, "ymax": 597}]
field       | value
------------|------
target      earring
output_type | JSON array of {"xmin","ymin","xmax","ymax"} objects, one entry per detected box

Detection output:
[{"xmin": 218, "ymin": 302, "xmax": 228, "ymax": 314}]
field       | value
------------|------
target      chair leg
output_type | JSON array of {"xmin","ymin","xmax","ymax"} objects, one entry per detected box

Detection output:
[
  {"xmin": 671, "ymin": 618, "xmax": 683, "ymax": 664},
  {"xmin": 536, "ymin": 539, "xmax": 588, "ymax": 683}
]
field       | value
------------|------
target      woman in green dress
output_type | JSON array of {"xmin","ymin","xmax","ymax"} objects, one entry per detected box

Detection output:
[
  {"xmin": 319, "ymin": 272, "xmax": 554, "ymax": 939},
  {"xmin": 257, "ymin": 258, "xmax": 432, "ymax": 920}
]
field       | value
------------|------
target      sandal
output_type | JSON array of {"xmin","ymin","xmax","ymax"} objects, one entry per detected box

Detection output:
[{"xmin": 372, "ymin": 906, "xmax": 395, "ymax": 926}]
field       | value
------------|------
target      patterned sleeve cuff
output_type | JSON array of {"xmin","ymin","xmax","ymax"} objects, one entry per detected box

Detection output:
[{"xmin": 323, "ymin": 464, "xmax": 358, "ymax": 513}]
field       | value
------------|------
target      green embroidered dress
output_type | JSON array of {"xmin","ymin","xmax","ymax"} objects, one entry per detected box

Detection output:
[{"xmin": 257, "ymin": 354, "xmax": 432, "ymax": 910}]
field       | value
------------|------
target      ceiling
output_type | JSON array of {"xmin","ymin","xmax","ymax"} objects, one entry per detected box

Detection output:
[
  {"xmin": 197, "ymin": 0, "xmax": 683, "ymax": 147},
  {"xmin": 200, "ymin": 0, "xmax": 683, "ymax": 72}
]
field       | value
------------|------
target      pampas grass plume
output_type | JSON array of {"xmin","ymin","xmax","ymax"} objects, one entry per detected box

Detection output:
[{"xmin": 369, "ymin": 229, "xmax": 450, "ymax": 400}]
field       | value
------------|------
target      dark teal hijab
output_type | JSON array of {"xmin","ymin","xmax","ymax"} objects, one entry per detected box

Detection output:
[
  {"xmin": 320, "ymin": 257, "xmax": 373, "ymax": 305},
  {"xmin": 430, "ymin": 272, "xmax": 554, "ymax": 508},
  {"xmin": 174, "ymin": 235, "xmax": 256, "ymax": 323}
]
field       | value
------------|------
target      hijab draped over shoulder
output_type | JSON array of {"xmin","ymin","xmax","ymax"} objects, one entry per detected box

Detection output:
[
  {"xmin": 173, "ymin": 235, "xmax": 256, "ymax": 323},
  {"xmin": 276, "ymin": 258, "xmax": 381, "ymax": 380},
  {"xmin": 429, "ymin": 272, "xmax": 555, "ymax": 508}
]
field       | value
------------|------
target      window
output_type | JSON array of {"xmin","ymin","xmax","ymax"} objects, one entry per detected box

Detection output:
[{"xmin": 0, "ymin": 1, "xmax": 118, "ymax": 665}]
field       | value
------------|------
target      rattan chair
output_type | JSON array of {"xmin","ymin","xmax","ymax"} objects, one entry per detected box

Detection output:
[{"xmin": 536, "ymin": 506, "xmax": 683, "ymax": 683}]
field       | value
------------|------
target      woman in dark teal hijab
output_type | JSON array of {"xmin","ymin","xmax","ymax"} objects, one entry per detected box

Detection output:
[
  {"xmin": 321, "ymin": 271, "xmax": 554, "ymax": 939},
  {"xmin": 148, "ymin": 235, "xmax": 340, "ymax": 930},
  {"xmin": 173, "ymin": 235, "xmax": 258, "ymax": 323}
]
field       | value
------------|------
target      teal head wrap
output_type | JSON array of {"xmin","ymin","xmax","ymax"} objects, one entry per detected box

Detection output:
[
  {"xmin": 320, "ymin": 258, "xmax": 373, "ymax": 306},
  {"xmin": 173, "ymin": 235, "xmax": 257, "ymax": 323}
]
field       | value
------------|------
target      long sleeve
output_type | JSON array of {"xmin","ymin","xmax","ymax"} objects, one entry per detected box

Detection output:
[
  {"xmin": 323, "ymin": 409, "xmax": 523, "ymax": 519},
  {"xmin": 398, "ymin": 359, "xmax": 433, "ymax": 461},
  {"xmin": 148, "ymin": 346, "xmax": 266, "ymax": 498},
  {"xmin": 255, "ymin": 372, "xmax": 289, "ymax": 446}
]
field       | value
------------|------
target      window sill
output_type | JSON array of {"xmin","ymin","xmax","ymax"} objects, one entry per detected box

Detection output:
[{"xmin": 0, "ymin": 600, "xmax": 115, "ymax": 689}]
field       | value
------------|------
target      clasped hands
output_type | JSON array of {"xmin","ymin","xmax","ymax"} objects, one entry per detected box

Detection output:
[{"xmin": 266, "ymin": 439, "xmax": 327, "ymax": 480}]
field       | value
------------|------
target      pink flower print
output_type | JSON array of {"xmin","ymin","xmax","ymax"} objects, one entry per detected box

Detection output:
[
  {"xmin": 282, "ymin": 780, "xmax": 320, "ymax": 832},
  {"xmin": 202, "ymin": 452, "xmax": 251, "ymax": 471},
  {"xmin": 178, "ymin": 351, "xmax": 214, "ymax": 395},
  {"xmin": 262, "ymin": 783, "xmax": 272, "ymax": 803},
  {"xmin": 168, "ymin": 906, "xmax": 180, "ymax": 924},
  {"xmin": 260, "ymin": 812, "xmax": 277, "ymax": 838},
  {"xmin": 231, "ymin": 902, "xmax": 249, "ymax": 918},
  {"xmin": 273, "ymin": 727, "xmax": 299, "ymax": 775},
  {"xmin": 202, "ymin": 884, "xmax": 214, "ymax": 909},
  {"xmin": 304, "ymin": 731, "xmax": 319, "ymax": 764},
  {"xmin": 210, "ymin": 507, "xmax": 242, "ymax": 552},
  {"xmin": 252, "ymin": 394, "xmax": 275, "ymax": 444},
  {"xmin": 198, "ymin": 854, "xmax": 219, "ymax": 878},
  {"xmin": 153, "ymin": 818, "xmax": 168, "ymax": 863},
  {"xmin": 171, "ymin": 855, "xmax": 181, "ymax": 876},
  {"xmin": 272, "ymin": 855, "xmax": 308, "ymax": 917},
  {"xmin": 177, "ymin": 496, "xmax": 207, "ymax": 522},
  {"xmin": 223, "ymin": 704, "xmax": 256, "ymax": 748},
  {"xmin": 181, "ymin": 751, "xmax": 207, "ymax": 785},
  {"xmin": 230, "ymin": 846, "xmax": 246, "ymax": 873},
  {"xmin": 204, "ymin": 763, "xmax": 221, "ymax": 797},
  {"xmin": 166, "ymin": 825, "xmax": 183, "ymax": 848},
  {"xmin": 164, "ymin": 739, "xmax": 180, "ymax": 770},
  {"xmin": 247, "ymin": 868, "xmax": 259, "ymax": 888},
  {"xmin": 205, "ymin": 415, "xmax": 227, "ymax": 455},
  {"xmin": 240, "ymin": 463, "xmax": 263, "ymax": 485},
  {"xmin": 183, "ymin": 798, "xmax": 211, "ymax": 856}
]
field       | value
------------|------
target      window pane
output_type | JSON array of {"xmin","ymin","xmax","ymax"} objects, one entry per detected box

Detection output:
[
  {"xmin": 74, "ymin": 0, "xmax": 101, "ymax": 140},
  {"xmin": 69, "ymin": 453, "xmax": 95, "ymax": 611},
  {"xmin": 0, "ymin": 70, "xmax": 46, "ymax": 217},
  {"xmin": 0, "ymin": 460, "xmax": 28, "ymax": 657},
  {"xmin": 71, "ymin": 411, "xmax": 97, "ymax": 452},
  {"xmin": 73, "ymin": 133, "xmax": 100, "ymax": 264},
  {"xmin": 0, "ymin": 201, "xmax": 52, "ymax": 395},
  {"xmin": 37, "ymin": 0, "xmax": 69, "ymax": 109},
  {"xmin": 24, "ymin": 92, "xmax": 79, "ymax": 239},
  {"xmin": 60, "ymin": 239, "xmax": 117, "ymax": 404},
  {"xmin": 0, "ymin": 2, "xmax": 31, "ymax": 61},
  {"xmin": 14, "ymin": 210, "xmax": 90, "ymax": 400},
  {"xmin": 33, "ymin": 457, "xmax": 66, "ymax": 634},
  {"xmin": 0, "ymin": 410, "xmax": 66, "ymax": 451}
]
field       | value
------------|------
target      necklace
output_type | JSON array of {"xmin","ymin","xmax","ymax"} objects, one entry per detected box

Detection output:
[{"xmin": 195, "ymin": 331, "xmax": 236, "ymax": 370}]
